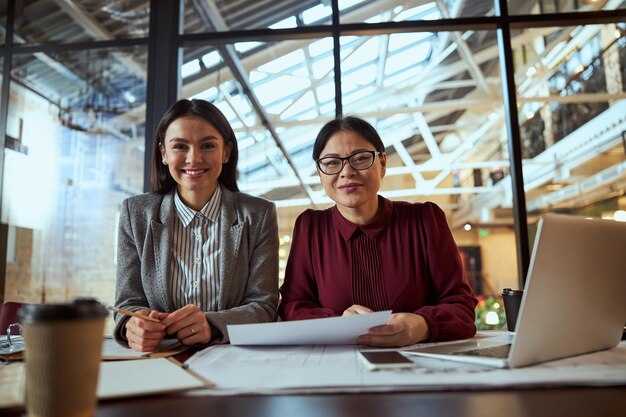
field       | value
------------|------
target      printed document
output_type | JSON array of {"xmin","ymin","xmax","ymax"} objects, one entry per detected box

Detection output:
[
  {"xmin": 227, "ymin": 310, "xmax": 391, "ymax": 345},
  {"xmin": 184, "ymin": 339, "xmax": 626, "ymax": 394}
]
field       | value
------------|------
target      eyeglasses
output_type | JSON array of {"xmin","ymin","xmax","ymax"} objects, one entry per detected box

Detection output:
[{"xmin": 316, "ymin": 150, "xmax": 381, "ymax": 175}]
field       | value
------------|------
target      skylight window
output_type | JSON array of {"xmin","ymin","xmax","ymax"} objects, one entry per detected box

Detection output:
[
  {"xmin": 235, "ymin": 42, "xmax": 263, "ymax": 54},
  {"xmin": 201, "ymin": 51, "xmax": 221, "ymax": 69},
  {"xmin": 385, "ymin": 43, "xmax": 430, "ymax": 75},
  {"xmin": 216, "ymin": 102, "xmax": 237, "ymax": 123},
  {"xmin": 190, "ymin": 86, "xmax": 217, "ymax": 101},
  {"xmin": 302, "ymin": 4, "xmax": 331, "ymax": 24},
  {"xmin": 281, "ymin": 92, "xmax": 316, "ymax": 120},
  {"xmin": 270, "ymin": 16, "xmax": 297, "ymax": 29},
  {"xmin": 388, "ymin": 32, "xmax": 431, "ymax": 52},
  {"xmin": 338, "ymin": 0, "xmax": 368, "ymax": 10},
  {"xmin": 312, "ymin": 55, "xmax": 335, "ymax": 79},
  {"xmin": 266, "ymin": 99, "xmax": 294, "ymax": 115},
  {"xmin": 340, "ymin": 36, "xmax": 359, "ymax": 45},
  {"xmin": 315, "ymin": 82, "xmax": 335, "ymax": 103},
  {"xmin": 394, "ymin": 3, "xmax": 438, "ymax": 22},
  {"xmin": 341, "ymin": 38, "xmax": 379, "ymax": 72},
  {"xmin": 249, "ymin": 71, "xmax": 267, "ymax": 83},
  {"xmin": 382, "ymin": 64, "xmax": 424, "ymax": 87},
  {"xmin": 343, "ymin": 64, "xmax": 376, "ymax": 86},
  {"xmin": 258, "ymin": 50, "xmax": 304, "ymax": 74},
  {"xmin": 342, "ymin": 82, "xmax": 359, "ymax": 95},
  {"xmin": 320, "ymin": 102, "xmax": 335, "ymax": 115},
  {"xmin": 308, "ymin": 37, "xmax": 333, "ymax": 58},
  {"xmin": 292, "ymin": 66, "xmax": 308, "ymax": 77},
  {"xmin": 238, "ymin": 135, "xmax": 255, "ymax": 151},
  {"xmin": 378, "ymin": 113, "xmax": 411, "ymax": 131},
  {"xmin": 255, "ymin": 75, "xmax": 311, "ymax": 106},
  {"xmin": 343, "ymin": 85, "xmax": 376, "ymax": 105},
  {"xmin": 181, "ymin": 59, "xmax": 201, "ymax": 78},
  {"xmin": 423, "ymin": 10, "xmax": 441, "ymax": 20},
  {"xmin": 229, "ymin": 95, "xmax": 254, "ymax": 120}
]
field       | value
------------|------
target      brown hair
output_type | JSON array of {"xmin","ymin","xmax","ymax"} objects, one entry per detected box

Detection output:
[{"xmin": 150, "ymin": 99, "xmax": 239, "ymax": 193}]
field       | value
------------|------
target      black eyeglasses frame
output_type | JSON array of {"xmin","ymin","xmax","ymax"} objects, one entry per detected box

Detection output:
[{"xmin": 315, "ymin": 150, "xmax": 381, "ymax": 175}]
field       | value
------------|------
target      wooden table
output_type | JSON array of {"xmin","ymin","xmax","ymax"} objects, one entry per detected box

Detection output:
[
  {"xmin": 87, "ymin": 347, "xmax": 626, "ymax": 416},
  {"xmin": 93, "ymin": 387, "xmax": 626, "ymax": 417},
  {"xmin": 4, "ymin": 349, "xmax": 624, "ymax": 416}
]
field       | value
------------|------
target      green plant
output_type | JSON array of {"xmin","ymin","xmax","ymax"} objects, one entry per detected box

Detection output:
[{"xmin": 474, "ymin": 295, "xmax": 507, "ymax": 330}]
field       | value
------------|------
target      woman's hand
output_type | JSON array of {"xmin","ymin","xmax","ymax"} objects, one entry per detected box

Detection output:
[
  {"xmin": 342, "ymin": 304, "xmax": 373, "ymax": 316},
  {"xmin": 125, "ymin": 309, "xmax": 168, "ymax": 352},
  {"xmin": 358, "ymin": 313, "xmax": 430, "ymax": 347},
  {"xmin": 161, "ymin": 304, "xmax": 212, "ymax": 345}
]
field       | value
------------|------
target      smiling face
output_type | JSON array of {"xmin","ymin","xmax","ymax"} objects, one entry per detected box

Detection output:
[
  {"xmin": 160, "ymin": 116, "xmax": 231, "ymax": 209},
  {"xmin": 318, "ymin": 130, "xmax": 386, "ymax": 224}
]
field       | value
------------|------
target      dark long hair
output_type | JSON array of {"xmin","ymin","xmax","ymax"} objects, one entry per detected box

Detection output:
[
  {"xmin": 312, "ymin": 116, "xmax": 385, "ymax": 160},
  {"xmin": 150, "ymin": 99, "xmax": 239, "ymax": 193}
]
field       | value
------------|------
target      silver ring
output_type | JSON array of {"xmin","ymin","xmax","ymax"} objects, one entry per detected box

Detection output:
[{"xmin": 190, "ymin": 327, "xmax": 196, "ymax": 335}]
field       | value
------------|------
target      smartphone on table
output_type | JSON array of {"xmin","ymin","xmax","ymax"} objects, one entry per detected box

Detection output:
[{"xmin": 359, "ymin": 351, "xmax": 416, "ymax": 371}]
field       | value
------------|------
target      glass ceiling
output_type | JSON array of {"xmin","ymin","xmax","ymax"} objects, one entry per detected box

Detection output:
[
  {"xmin": 181, "ymin": 1, "xmax": 454, "ymax": 204},
  {"xmin": 175, "ymin": 0, "xmax": 625, "ymax": 217}
]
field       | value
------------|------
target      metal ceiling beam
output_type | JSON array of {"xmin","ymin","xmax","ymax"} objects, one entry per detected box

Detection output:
[
  {"xmin": 301, "ymin": 43, "xmax": 322, "ymax": 116},
  {"xmin": 451, "ymin": 98, "xmax": 626, "ymax": 228},
  {"xmin": 192, "ymin": 0, "xmax": 315, "ymax": 204},
  {"xmin": 413, "ymin": 112, "xmax": 442, "ymax": 159},
  {"xmin": 518, "ymin": 92, "xmax": 626, "ymax": 104},
  {"xmin": 527, "ymin": 160, "xmax": 626, "ymax": 212},
  {"xmin": 50, "ymin": 0, "xmax": 147, "ymax": 80},
  {"xmin": 435, "ymin": 0, "xmax": 490, "ymax": 95},
  {"xmin": 117, "ymin": 23, "xmax": 553, "ymax": 130}
]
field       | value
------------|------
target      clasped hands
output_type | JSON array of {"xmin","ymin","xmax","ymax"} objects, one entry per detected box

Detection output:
[
  {"xmin": 125, "ymin": 304, "xmax": 211, "ymax": 352},
  {"xmin": 342, "ymin": 304, "xmax": 430, "ymax": 347}
]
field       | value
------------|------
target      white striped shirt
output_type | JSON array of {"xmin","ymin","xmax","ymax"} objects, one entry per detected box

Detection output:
[{"xmin": 170, "ymin": 186, "xmax": 222, "ymax": 311}]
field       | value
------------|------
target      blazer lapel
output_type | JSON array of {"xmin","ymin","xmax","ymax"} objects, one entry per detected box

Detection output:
[
  {"xmin": 152, "ymin": 191, "xmax": 176, "ymax": 311},
  {"xmin": 218, "ymin": 187, "xmax": 243, "ymax": 310}
]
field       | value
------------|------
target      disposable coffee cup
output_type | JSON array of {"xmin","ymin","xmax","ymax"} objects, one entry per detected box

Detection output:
[
  {"xmin": 19, "ymin": 298, "xmax": 108, "ymax": 417},
  {"xmin": 501, "ymin": 288, "xmax": 523, "ymax": 332}
]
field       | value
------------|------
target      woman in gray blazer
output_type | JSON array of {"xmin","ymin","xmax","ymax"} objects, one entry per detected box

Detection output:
[{"xmin": 114, "ymin": 99, "xmax": 279, "ymax": 351}]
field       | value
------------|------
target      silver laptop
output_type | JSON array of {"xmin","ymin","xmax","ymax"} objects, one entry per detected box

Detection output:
[{"xmin": 405, "ymin": 213, "xmax": 626, "ymax": 368}]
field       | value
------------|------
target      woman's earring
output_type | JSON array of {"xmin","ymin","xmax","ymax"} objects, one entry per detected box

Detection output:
[
  {"xmin": 162, "ymin": 160, "xmax": 167, "ymax": 165},
  {"xmin": 223, "ymin": 159, "xmax": 228, "ymax": 163}
]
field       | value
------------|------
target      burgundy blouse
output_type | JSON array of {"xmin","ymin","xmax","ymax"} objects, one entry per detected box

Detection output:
[{"xmin": 278, "ymin": 197, "xmax": 477, "ymax": 342}]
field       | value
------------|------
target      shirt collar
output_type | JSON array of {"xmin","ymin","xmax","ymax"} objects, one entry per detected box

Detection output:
[
  {"xmin": 174, "ymin": 185, "xmax": 222, "ymax": 227},
  {"xmin": 332, "ymin": 195, "xmax": 393, "ymax": 241}
]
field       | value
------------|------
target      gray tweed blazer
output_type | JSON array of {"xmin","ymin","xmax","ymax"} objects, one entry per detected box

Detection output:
[{"xmin": 113, "ymin": 186, "xmax": 279, "ymax": 346}]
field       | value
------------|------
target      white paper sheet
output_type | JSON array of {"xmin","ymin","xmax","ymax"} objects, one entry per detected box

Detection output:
[
  {"xmin": 184, "ymin": 339, "xmax": 626, "ymax": 394},
  {"xmin": 98, "ymin": 358, "xmax": 208, "ymax": 398},
  {"xmin": 227, "ymin": 310, "xmax": 392, "ymax": 345},
  {"xmin": 1, "ymin": 358, "xmax": 210, "ymax": 409}
]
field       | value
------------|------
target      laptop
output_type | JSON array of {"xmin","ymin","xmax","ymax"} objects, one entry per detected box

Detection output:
[{"xmin": 405, "ymin": 213, "xmax": 626, "ymax": 368}]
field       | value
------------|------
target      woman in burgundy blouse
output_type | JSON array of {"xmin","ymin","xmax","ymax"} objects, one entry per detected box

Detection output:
[{"xmin": 278, "ymin": 116, "xmax": 477, "ymax": 347}]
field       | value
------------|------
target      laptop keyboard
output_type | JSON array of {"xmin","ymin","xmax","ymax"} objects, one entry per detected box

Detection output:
[{"xmin": 450, "ymin": 344, "xmax": 511, "ymax": 358}]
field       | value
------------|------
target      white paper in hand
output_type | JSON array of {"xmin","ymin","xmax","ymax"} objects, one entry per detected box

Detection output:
[{"xmin": 227, "ymin": 310, "xmax": 392, "ymax": 345}]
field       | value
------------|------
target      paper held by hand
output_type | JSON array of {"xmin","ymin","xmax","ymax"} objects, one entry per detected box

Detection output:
[{"xmin": 227, "ymin": 310, "xmax": 392, "ymax": 345}]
